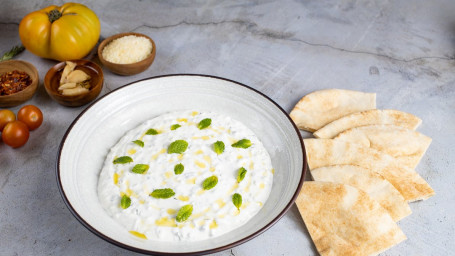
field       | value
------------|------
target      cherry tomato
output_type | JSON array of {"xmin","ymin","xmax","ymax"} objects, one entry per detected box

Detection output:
[
  {"xmin": 17, "ymin": 105, "xmax": 43, "ymax": 131},
  {"xmin": 0, "ymin": 109, "xmax": 16, "ymax": 132},
  {"xmin": 2, "ymin": 120, "xmax": 30, "ymax": 148}
]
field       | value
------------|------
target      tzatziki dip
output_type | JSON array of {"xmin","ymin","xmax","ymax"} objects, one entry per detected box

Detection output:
[{"xmin": 98, "ymin": 111, "xmax": 274, "ymax": 241}]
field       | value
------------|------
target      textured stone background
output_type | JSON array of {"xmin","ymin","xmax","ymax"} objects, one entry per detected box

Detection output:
[{"xmin": 0, "ymin": 0, "xmax": 454, "ymax": 255}]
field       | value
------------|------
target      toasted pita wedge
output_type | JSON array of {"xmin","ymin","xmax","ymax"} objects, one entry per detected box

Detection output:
[
  {"xmin": 311, "ymin": 165, "xmax": 411, "ymax": 221},
  {"xmin": 296, "ymin": 181, "xmax": 406, "ymax": 256},
  {"xmin": 334, "ymin": 125, "xmax": 432, "ymax": 169},
  {"xmin": 290, "ymin": 89, "xmax": 376, "ymax": 132},
  {"xmin": 304, "ymin": 139, "xmax": 435, "ymax": 202},
  {"xmin": 313, "ymin": 109, "xmax": 422, "ymax": 138}
]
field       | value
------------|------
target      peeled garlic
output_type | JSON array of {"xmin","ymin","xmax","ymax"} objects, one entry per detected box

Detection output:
[
  {"xmin": 60, "ymin": 61, "xmax": 77, "ymax": 84},
  {"xmin": 78, "ymin": 80, "xmax": 90, "ymax": 89},
  {"xmin": 58, "ymin": 82, "xmax": 77, "ymax": 91},
  {"xmin": 58, "ymin": 62, "xmax": 92, "ymax": 96},
  {"xmin": 61, "ymin": 86, "xmax": 89, "ymax": 96},
  {"xmin": 66, "ymin": 70, "xmax": 91, "ymax": 84}
]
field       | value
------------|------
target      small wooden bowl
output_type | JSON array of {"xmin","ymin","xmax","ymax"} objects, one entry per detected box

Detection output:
[
  {"xmin": 0, "ymin": 60, "xmax": 39, "ymax": 107},
  {"xmin": 97, "ymin": 32, "xmax": 156, "ymax": 76},
  {"xmin": 44, "ymin": 59, "xmax": 104, "ymax": 107}
]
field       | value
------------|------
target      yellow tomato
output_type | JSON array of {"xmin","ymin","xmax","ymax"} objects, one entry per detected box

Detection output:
[{"xmin": 19, "ymin": 3, "xmax": 100, "ymax": 61}]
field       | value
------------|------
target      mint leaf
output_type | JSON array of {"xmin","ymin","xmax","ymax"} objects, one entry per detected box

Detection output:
[
  {"xmin": 232, "ymin": 193, "xmax": 242, "ymax": 210},
  {"xmin": 146, "ymin": 128, "xmax": 159, "ymax": 135},
  {"xmin": 197, "ymin": 118, "xmax": 211, "ymax": 130},
  {"xmin": 231, "ymin": 139, "xmax": 252, "ymax": 149},
  {"xmin": 131, "ymin": 164, "xmax": 149, "ymax": 174},
  {"xmin": 213, "ymin": 141, "xmax": 225, "ymax": 155},
  {"xmin": 170, "ymin": 124, "xmax": 181, "ymax": 130},
  {"xmin": 237, "ymin": 167, "xmax": 247, "ymax": 183},
  {"xmin": 176, "ymin": 204, "xmax": 193, "ymax": 222},
  {"xmin": 174, "ymin": 163, "xmax": 184, "ymax": 175},
  {"xmin": 121, "ymin": 195, "xmax": 131, "ymax": 209},
  {"xmin": 202, "ymin": 175, "xmax": 218, "ymax": 190},
  {"xmin": 132, "ymin": 140, "xmax": 144, "ymax": 147},
  {"xmin": 113, "ymin": 156, "xmax": 133, "ymax": 164},
  {"xmin": 150, "ymin": 188, "xmax": 175, "ymax": 199},
  {"xmin": 167, "ymin": 140, "xmax": 188, "ymax": 154}
]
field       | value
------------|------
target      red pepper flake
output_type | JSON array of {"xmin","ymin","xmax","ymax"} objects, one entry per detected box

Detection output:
[{"xmin": 0, "ymin": 70, "xmax": 32, "ymax": 96}]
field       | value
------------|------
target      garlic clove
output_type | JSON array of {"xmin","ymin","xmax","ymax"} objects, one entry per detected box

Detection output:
[
  {"xmin": 58, "ymin": 82, "xmax": 77, "ymax": 91},
  {"xmin": 78, "ymin": 80, "xmax": 91, "ymax": 89},
  {"xmin": 66, "ymin": 70, "xmax": 91, "ymax": 84},
  {"xmin": 60, "ymin": 61, "xmax": 77, "ymax": 84},
  {"xmin": 61, "ymin": 86, "xmax": 90, "ymax": 96}
]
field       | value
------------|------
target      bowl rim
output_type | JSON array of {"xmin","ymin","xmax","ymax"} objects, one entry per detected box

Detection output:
[
  {"xmin": 56, "ymin": 74, "xmax": 306, "ymax": 256},
  {"xmin": 0, "ymin": 59, "xmax": 39, "ymax": 99},
  {"xmin": 97, "ymin": 32, "xmax": 156, "ymax": 67}
]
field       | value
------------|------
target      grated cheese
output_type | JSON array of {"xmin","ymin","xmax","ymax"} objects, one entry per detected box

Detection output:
[{"xmin": 102, "ymin": 35, "xmax": 152, "ymax": 64}]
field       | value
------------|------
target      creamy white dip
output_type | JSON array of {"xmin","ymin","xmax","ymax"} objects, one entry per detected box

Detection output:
[{"xmin": 98, "ymin": 111, "xmax": 273, "ymax": 241}]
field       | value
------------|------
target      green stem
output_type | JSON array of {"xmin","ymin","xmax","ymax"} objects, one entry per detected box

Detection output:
[
  {"xmin": 48, "ymin": 9, "xmax": 62, "ymax": 23},
  {"xmin": 0, "ymin": 45, "xmax": 25, "ymax": 61}
]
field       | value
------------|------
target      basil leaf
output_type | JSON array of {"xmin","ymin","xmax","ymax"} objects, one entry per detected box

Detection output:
[
  {"xmin": 202, "ymin": 175, "xmax": 218, "ymax": 190},
  {"xmin": 132, "ymin": 140, "xmax": 144, "ymax": 147},
  {"xmin": 232, "ymin": 193, "xmax": 242, "ymax": 210},
  {"xmin": 176, "ymin": 204, "xmax": 193, "ymax": 222},
  {"xmin": 131, "ymin": 164, "xmax": 149, "ymax": 174},
  {"xmin": 231, "ymin": 139, "xmax": 252, "ymax": 149},
  {"xmin": 213, "ymin": 141, "xmax": 225, "ymax": 155},
  {"xmin": 237, "ymin": 167, "xmax": 247, "ymax": 183},
  {"xmin": 121, "ymin": 195, "xmax": 131, "ymax": 209},
  {"xmin": 113, "ymin": 156, "xmax": 133, "ymax": 164},
  {"xmin": 197, "ymin": 118, "xmax": 211, "ymax": 130},
  {"xmin": 167, "ymin": 140, "xmax": 188, "ymax": 154},
  {"xmin": 150, "ymin": 188, "xmax": 176, "ymax": 199},
  {"xmin": 146, "ymin": 128, "xmax": 159, "ymax": 135},
  {"xmin": 174, "ymin": 163, "xmax": 184, "ymax": 175}
]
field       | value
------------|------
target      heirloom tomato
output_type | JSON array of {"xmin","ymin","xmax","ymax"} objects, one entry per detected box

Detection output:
[{"xmin": 19, "ymin": 3, "xmax": 100, "ymax": 61}]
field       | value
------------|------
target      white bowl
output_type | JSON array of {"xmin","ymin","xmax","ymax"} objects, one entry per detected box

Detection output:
[{"xmin": 57, "ymin": 74, "xmax": 306, "ymax": 255}]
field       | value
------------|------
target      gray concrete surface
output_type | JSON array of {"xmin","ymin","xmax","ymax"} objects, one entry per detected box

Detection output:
[{"xmin": 0, "ymin": 0, "xmax": 454, "ymax": 255}]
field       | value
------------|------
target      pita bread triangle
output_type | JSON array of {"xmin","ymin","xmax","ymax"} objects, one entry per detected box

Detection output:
[
  {"xmin": 296, "ymin": 181, "xmax": 406, "ymax": 256},
  {"xmin": 311, "ymin": 165, "xmax": 412, "ymax": 221},
  {"xmin": 313, "ymin": 109, "xmax": 422, "ymax": 139},
  {"xmin": 334, "ymin": 124, "xmax": 432, "ymax": 169},
  {"xmin": 304, "ymin": 139, "xmax": 435, "ymax": 202},
  {"xmin": 290, "ymin": 89, "xmax": 376, "ymax": 132}
]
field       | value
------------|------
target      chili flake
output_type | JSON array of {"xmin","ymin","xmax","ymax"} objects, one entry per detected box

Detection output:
[{"xmin": 0, "ymin": 70, "xmax": 32, "ymax": 96}]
